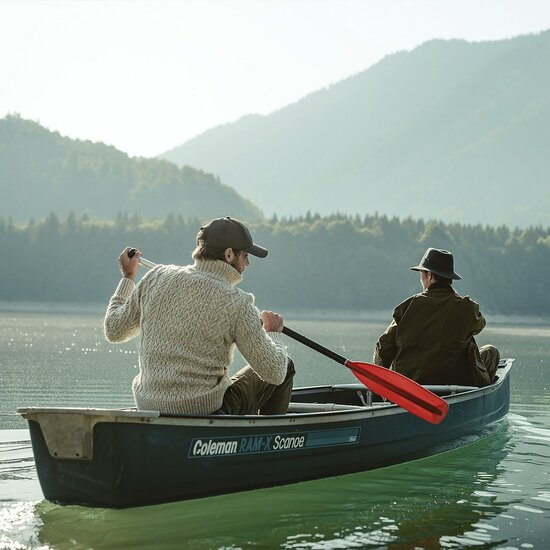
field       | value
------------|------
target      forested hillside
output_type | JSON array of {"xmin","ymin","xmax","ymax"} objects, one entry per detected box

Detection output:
[
  {"xmin": 162, "ymin": 31, "xmax": 550, "ymax": 227},
  {"xmin": 0, "ymin": 115, "xmax": 262, "ymax": 222},
  {"xmin": 1, "ymin": 212, "xmax": 548, "ymax": 315}
]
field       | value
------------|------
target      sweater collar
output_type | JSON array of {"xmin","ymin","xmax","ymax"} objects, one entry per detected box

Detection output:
[{"xmin": 194, "ymin": 259, "xmax": 243, "ymax": 286}]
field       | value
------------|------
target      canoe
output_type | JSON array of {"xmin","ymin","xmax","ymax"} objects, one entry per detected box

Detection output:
[{"xmin": 18, "ymin": 359, "xmax": 513, "ymax": 508}]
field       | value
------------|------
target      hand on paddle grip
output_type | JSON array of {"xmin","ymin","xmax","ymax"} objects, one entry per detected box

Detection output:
[{"xmin": 118, "ymin": 247, "xmax": 141, "ymax": 280}]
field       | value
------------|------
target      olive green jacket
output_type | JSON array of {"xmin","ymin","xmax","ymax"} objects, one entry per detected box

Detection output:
[{"xmin": 373, "ymin": 285, "xmax": 491, "ymax": 386}]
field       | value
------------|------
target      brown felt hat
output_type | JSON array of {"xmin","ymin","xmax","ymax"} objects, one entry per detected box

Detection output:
[{"xmin": 410, "ymin": 248, "xmax": 462, "ymax": 280}]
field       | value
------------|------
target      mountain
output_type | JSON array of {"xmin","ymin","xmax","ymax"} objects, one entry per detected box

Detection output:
[
  {"xmin": 0, "ymin": 115, "xmax": 262, "ymax": 221},
  {"xmin": 162, "ymin": 31, "xmax": 550, "ymax": 227}
]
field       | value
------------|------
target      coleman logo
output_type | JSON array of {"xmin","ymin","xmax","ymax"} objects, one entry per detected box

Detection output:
[
  {"xmin": 188, "ymin": 428, "xmax": 360, "ymax": 458},
  {"xmin": 192, "ymin": 439, "xmax": 239, "ymax": 456}
]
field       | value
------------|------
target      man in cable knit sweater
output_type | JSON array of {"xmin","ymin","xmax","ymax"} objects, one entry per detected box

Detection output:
[{"xmin": 104, "ymin": 216, "xmax": 294, "ymax": 416}]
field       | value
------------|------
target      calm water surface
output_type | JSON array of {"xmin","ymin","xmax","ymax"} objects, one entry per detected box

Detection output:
[{"xmin": 0, "ymin": 305, "xmax": 549, "ymax": 549}]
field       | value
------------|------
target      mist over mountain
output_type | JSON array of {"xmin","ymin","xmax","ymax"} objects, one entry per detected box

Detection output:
[
  {"xmin": 162, "ymin": 31, "xmax": 550, "ymax": 227},
  {"xmin": 0, "ymin": 115, "xmax": 262, "ymax": 222}
]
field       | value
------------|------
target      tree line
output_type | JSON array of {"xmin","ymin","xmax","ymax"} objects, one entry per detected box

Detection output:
[{"xmin": 1, "ymin": 212, "xmax": 549, "ymax": 315}]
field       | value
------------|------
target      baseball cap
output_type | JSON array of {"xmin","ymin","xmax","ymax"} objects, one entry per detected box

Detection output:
[{"xmin": 198, "ymin": 217, "xmax": 268, "ymax": 258}]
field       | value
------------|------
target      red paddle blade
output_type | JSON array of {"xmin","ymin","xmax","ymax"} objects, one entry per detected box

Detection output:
[{"xmin": 345, "ymin": 360, "xmax": 449, "ymax": 425}]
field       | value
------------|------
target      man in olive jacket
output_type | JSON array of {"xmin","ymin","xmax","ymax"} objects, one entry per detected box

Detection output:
[{"xmin": 373, "ymin": 248, "xmax": 499, "ymax": 387}]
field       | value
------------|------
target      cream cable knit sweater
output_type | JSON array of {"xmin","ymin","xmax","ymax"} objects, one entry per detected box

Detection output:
[{"xmin": 104, "ymin": 259, "xmax": 288, "ymax": 415}]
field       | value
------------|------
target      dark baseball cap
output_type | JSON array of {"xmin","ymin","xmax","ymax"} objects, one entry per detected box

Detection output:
[{"xmin": 198, "ymin": 217, "xmax": 268, "ymax": 258}]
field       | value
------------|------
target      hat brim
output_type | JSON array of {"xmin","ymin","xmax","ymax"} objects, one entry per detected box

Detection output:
[
  {"xmin": 246, "ymin": 243, "xmax": 268, "ymax": 258},
  {"xmin": 409, "ymin": 266, "xmax": 462, "ymax": 280}
]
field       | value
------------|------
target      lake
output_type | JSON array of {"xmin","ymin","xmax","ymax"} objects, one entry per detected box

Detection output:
[{"xmin": 1, "ymin": 305, "xmax": 549, "ymax": 549}]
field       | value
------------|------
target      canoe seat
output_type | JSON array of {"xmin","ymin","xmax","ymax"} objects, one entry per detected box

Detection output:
[{"xmin": 287, "ymin": 402, "xmax": 367, "ymax": 413}]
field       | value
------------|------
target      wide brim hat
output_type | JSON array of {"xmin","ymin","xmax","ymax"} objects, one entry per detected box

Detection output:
[
  {"xmin": 198, "ymin": 216, "xmax": 268, "ymax": 258},
  {"xmin": 410, "ymin": 247, "xmax": 462, "ymax": 280}
]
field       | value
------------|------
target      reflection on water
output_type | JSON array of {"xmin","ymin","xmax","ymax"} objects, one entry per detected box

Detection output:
[
  {"xmin": 1, "ymin": 414, "xmax": 547, "ymax": 548},
  {"xmin": 2, "ymin": 422, "xmax": 548, "ymax": 549},
  {"xmin": 31, "ymin": 427, "xmax": 519, "ymax": 548},
  {"xmin": 1, "ymin": 309, "xmax": 550, "ymax": 548},
  {"xmin": 0, "ymin": 430, "xmax": 39, "ymax": 505}
]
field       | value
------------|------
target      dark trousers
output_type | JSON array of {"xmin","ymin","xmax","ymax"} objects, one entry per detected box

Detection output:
[{"xmin": 220, "ymin": 358, "xmax": 295, "ymax": 415}]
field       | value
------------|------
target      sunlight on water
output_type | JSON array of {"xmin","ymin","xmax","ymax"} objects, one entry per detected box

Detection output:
[
  {"xmin": 1, "ymin": 309, "xmax": 550, "ymax": 548},
  {"xmin": 0, "ymin": 502, "xmax": 43, "ymax": 550},
  {"xmin": 0, "ymin": 430, "xmax": 41, "ymax": 504}
]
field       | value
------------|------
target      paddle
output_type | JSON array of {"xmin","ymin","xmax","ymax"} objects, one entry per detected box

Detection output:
[
  {"xmin": 281, "ymin": 326, "xmax": 448, "ymax": 424},
  {"xmin": 126, "ymin": 249, "xmax": 448, "ymax": 424}
]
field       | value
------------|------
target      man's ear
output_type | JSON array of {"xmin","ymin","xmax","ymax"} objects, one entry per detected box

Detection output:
[{"xmin": 224, "ymin": 248, "xmax": 234, "ymax": 262}]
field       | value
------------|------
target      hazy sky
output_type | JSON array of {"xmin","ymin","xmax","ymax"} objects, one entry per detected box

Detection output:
[{"xmin": 2, "ymin": 0, "xmax": 550, "ymax": 158}]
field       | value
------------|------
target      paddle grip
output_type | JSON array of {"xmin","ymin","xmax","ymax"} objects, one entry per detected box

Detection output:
[
  {"xmin": 127, "ymin": 249, "xmax": 156, "ymax": 269},
  {"xmin": 282, "ymin": 326, "xmax": 347, "ymax": 366}
]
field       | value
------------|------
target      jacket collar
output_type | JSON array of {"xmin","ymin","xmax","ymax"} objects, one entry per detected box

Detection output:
[
  {"xmin": 428, "ymin": 281, "xmax": 453, "ymax": 291},
  {"xmin": 424, "ymin": 283, "xmax": 456, "ymax": 296}
]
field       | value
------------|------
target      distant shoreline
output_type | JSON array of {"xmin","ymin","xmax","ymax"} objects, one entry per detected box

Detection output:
[{"xmin": 1, "ymin": 301, "xmax": 549, "ymax": 326}]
